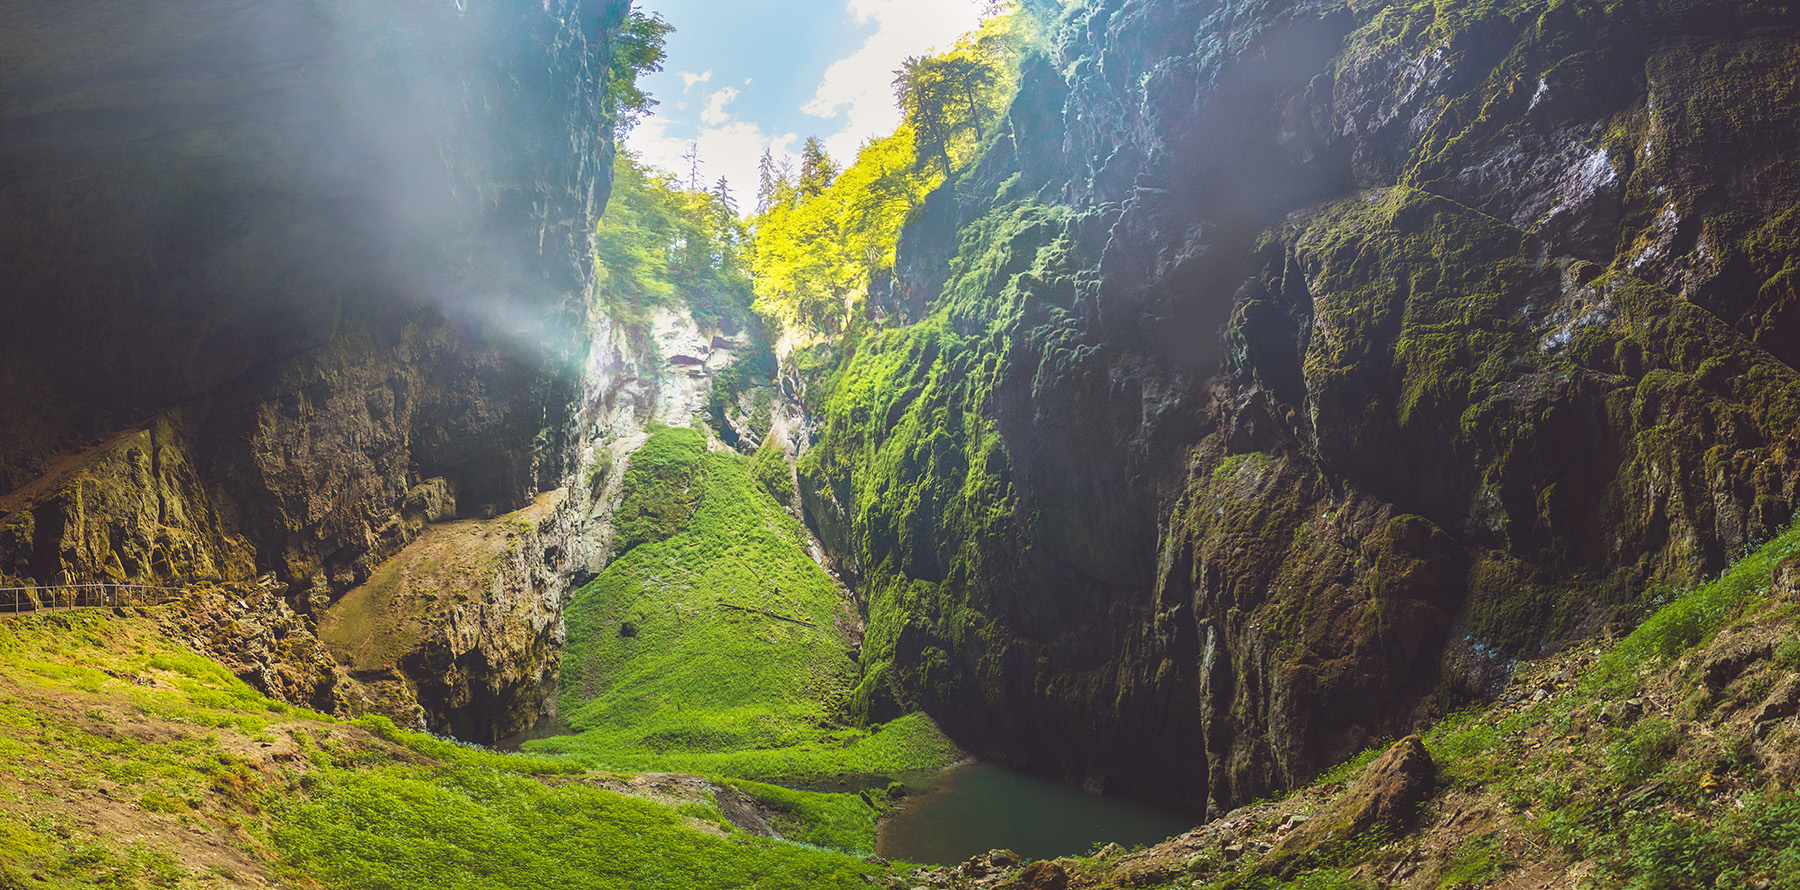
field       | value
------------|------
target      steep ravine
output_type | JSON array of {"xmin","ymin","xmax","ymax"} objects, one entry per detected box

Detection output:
[
  {"xmin": 800, "ymin": 0, "xmax": 1800, "ymax": 816},
  {"xmin": 7, "ymin": 0, "xmax": 1800, "ymax": 854},
  {"xmin": 313, "ymin": 304, "xmax": 763, "ymax": 740}
]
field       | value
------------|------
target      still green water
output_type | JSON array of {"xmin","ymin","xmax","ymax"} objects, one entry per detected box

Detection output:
[{"xmin": 875, "ymin": 760, "xmax": 1197, "ymax": 865}]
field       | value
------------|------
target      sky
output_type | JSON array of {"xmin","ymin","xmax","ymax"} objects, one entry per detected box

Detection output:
[{"xmin": 626, "ymin": 0, "xmax": 987, "ymax": 209}]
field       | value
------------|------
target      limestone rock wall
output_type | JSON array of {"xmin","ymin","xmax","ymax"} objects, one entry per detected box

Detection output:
[
  {"xmin": 805, "ymin": 0, "xmax": 1800, "ymax": 814},
  {"xmin": 317, "ymin": 491, "xmax": 578, "ymax": 741},
  {"xmin": 0, "ymin": 415, "xmax": 255, "ymax": 588},
  {"xmin": 314, "ymin": 293, "xmax": 760, "ymax": 741},
  {"xmin": 0, "ymin": 0, "xmax": 626, "ymax": 595},
  {"xmin": 0, "ymin": 0, "xmax": 631, "ymax": 739}
]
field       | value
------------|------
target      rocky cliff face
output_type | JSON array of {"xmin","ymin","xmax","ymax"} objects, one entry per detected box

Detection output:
[
  {"xmin": 804, "ymin": 0, "xmax": 1800, "ymax": 815},
  {"xmin": 0, "ymin": 0, "xmax": 625, "ymax": 592},
  {"xmin": 298, "ymin": 295, "xmax": 762, "ymax": 740},
  {"xmin": 0, "ymin": 0, "xmax": 631, "ymax": 735},
  {"xmin": 317, "ymin": 490, "xmax": 577, "ymax": 740}
]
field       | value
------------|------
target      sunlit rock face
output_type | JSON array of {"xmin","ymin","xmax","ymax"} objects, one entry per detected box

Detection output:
[
  {"xmin": 0, "ymin": 0, "xmax": 629, "ymax": 736},
  {"xmin": 808, "ymin": 0, "xmax": 1800, "ymax": 814}
]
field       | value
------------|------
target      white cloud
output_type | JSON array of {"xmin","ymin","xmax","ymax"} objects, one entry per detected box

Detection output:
[
  {"xmin": 620, "ymin": 0, "xmax": 984, "ymax": 215},
  {"xmin": 701, "ymin": 87, "xmax": 740, "ymax": 127},
  {"xmin": 803, "ymin": 0, "xmax": 984, "ymax": 160},
  {"xmin": 628, "ymin": 113, "xmax": 797, "ymax": 210}
]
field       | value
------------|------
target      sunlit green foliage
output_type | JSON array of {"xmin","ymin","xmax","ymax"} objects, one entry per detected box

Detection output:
[
  {"xmin": 751, "ymin": 130, "xmax": 935, "ymax": 335},
  {"xmin": 749, "ymin": 13, "xmax": 1030, "ymax": 338},
  {"xmin": 596, "ymin": 151, "xmax": 753, "ymax": 331},
  {"xmin": 892, "ymin": 13, "xmax": 1025, "ymax": 177},
  {"xmin": 798, "ymin": 136, "xmax": 841, "ymax": 199},
  {"xmin": 893, "ymin": 51, "xmax": 1000, "ymax": 176},
  {"xmin": 604, "ymin": 9, "xmax": 673, "ymax": 134}
]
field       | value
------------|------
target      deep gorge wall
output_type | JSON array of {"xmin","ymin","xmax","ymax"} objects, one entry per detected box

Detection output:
[
  {"xmin": 804, "ymin": 0, "xmax": 1800, "ymax": 815},
  {"xmin": 312, "ymin": 304, "xmax": 757, "ymax": 741},
  {"xmin": 0, "ymin": 0, "xmax": 630, "ymax": 727}
]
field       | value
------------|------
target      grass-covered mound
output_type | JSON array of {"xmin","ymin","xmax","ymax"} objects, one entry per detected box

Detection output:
[
  {"xmin": 526, "ymin": 426, "xmax": 960, "ymax": 852},
  {"xmin": 0, "ymin": 609, "xmax": 897, "ymax": 889}
]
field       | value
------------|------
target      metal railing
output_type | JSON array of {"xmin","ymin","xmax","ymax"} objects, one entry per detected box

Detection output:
[{"xmin": 0, "ymin": 583, "xmax": 188, "ymax": 615}]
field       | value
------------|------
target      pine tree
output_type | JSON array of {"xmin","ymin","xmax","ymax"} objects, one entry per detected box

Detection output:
[
  {"xmin": 681, "ymin": 141, "xmax": 701, "ymax": 193},
  {"xmin": 755, "ymin": 149, "xmax": 778, "ymax": 215},
  {"xmin": 798, "ymin": 137, "xmax": 839, "ymax": 198},
  {"xmin": 712, "ymin": 177, "xmax": 737, "ymax": 218}
]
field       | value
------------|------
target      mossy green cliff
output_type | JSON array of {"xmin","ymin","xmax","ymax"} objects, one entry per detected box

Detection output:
[{"xmin": 800, "ymin": 0, "xmax": 1800, "ymax": 815}]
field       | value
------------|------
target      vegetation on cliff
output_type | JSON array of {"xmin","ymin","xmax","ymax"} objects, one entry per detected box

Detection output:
[
  {"xmin": 757, "ymin": 0, "xmax": 1800, "ymax": 816},
  {"xmin": 802, "ymin": 199, "xmax": 1075, "ymax": 728},
  {"xmin": 602, "ymin": 8, "xmax": 673, "ymax": 134},
  {"xmin": 596, "ymin": 151, "xmax": 754, "ymax": 334},
  {"xmin": 949, "ymin": 516, "xmax": 1800, "ymax": 889},
  {"xmin": 749, "ymin": 12, "xmax": 1029, "ymax": 336},
  {"xmin": 529, "ymin": 427, "xmax": 960, "ymax": 853}
]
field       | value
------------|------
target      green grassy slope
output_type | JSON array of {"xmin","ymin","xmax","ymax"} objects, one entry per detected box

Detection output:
[
  {"xmin": 553, "ymin": 426, "xmax": 861, "ymax": 755},
  {"xmin": 0, "ymin": 609, "xmax": 896, "ymax": 890},
  {"xmin": 526, "ymin": 426, "xmax": 960, "ymax": 853},
  {"xmin": 278, "ymin": 737, "xmax": 885, "ymax": 890}
]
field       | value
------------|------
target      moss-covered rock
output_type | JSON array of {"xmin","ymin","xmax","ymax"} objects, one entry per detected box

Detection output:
[
  {"xmin": 800, "ymin": 0, "xmax": 1800, "ymax": 816},
  {"xmin": 1257, "ymin": 735, "xmax": 1436, "ymax": 877}
]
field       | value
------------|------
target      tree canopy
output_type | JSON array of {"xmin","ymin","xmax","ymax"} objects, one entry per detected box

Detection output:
[
  {"xmin": 604, "ymin": 10, "xmax": 673, "ymax": 135},
  {"xmin": 596, "ymin": 151, "xmax": 754, "ymax": 332},
  {"xmin": 751, "ymin": 131, "xmax": 933, "ymax": 335},
  {"xmin": 748, "ymin": 12, "xmax": 1027, "ymax": 338}
]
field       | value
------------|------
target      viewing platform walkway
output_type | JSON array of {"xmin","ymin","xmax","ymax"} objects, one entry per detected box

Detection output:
[{"xmin": 0, "ymin": 583, "xmax": 189, "ymax": 615}]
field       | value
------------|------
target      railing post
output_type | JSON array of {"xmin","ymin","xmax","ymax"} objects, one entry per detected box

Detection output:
[{"xmin": 0, "ymin": 582, "xmax": 191, "ymax": 617}]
